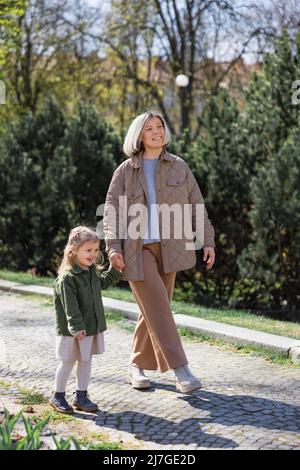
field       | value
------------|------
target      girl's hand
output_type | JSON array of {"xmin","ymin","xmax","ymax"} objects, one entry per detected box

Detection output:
[
  {"xmin": 75, "ymin": 330, "xmax": 86, "ymax": 341},
  {"xmin": 203, "ymin": 247, "xmax": 215, "ymax": 270},
  {"xmin": 109, "ymin": 252, "xmax": 125, "ymax": 271}
]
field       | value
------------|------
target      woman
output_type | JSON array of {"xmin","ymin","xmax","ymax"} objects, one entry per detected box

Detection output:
[{"xmin": 103, "ymin": 111, "xmax": 215, "ymax": 393}]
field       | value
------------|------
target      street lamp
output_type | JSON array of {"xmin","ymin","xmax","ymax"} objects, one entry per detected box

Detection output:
[
  {"xmin": 175, "ymin": 74, "xmax": 189, "ymax": 132},
  {"xmin": 175, "ymin": 74, "xmax": 189, "ymax": 88}
]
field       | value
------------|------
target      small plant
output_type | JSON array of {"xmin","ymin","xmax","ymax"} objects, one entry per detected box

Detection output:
[
  {"xmin": 0, "ymin": 408, "xmax": 50, "ymax": 450},
  {"xmin": 51, "ymin": 434, "xmax": 83, "ymax": 450},
  {"xmin": 0, "ymin": 408, "xmax": 82, "ymax": 450}
]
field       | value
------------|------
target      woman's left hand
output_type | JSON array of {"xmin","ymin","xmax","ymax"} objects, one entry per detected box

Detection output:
[{"xmin": 203, "ymin": 247, "xmax": 215, "ymax": 270}]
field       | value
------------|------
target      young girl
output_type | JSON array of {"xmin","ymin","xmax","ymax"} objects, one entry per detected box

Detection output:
[{"xmin": 50, "ymin": 225, "xmax": 124, "ymax": 414}]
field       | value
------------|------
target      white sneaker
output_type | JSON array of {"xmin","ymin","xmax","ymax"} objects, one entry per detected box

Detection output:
[
  {"xmin": 174, "ymin": 365, "xmax": 202, "ymax": 393},
  {"xmin": 126, "ymin": 364, "xmax": 151, "ymax": 389}
]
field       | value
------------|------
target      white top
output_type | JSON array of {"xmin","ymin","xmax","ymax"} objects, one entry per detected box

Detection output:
[{"xmin": 142, "ymin": 158, "xmax": 161, "ymax": 244}]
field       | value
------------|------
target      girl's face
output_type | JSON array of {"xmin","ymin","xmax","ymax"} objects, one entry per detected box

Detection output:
[
  {"xmin": 141, "ymin": 117, "xmax": 165, "ymax": 151},
  {"xmin": 74, "ymin": 240, "xmax": 100, "ymax": 269}
]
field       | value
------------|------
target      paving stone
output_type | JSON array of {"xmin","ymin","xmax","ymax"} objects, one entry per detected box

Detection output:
[{"xmin": 0, "ymin": 292, "xmax": 300, "ymax": 450}]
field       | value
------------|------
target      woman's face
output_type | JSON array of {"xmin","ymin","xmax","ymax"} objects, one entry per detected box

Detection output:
[{"xmin": 141, "ymin": 117, "xmax": 165, "ymax": 151}]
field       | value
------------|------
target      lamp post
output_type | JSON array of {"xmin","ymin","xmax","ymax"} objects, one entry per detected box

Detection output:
[
  {"xmin": 175, "ymin": 74, "xmax": 189, "ymax": 133},
  {"xmin": 0, "ymin": 80, "xmax": 6, "ymax": 105}
]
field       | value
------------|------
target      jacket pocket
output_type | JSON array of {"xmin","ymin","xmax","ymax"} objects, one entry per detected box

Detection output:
[
  {"xmin": 166, "ymin": 174, "xmax": 186, "ymax": 186},
  {"xmin": 165, "ymin": 173, "xmax": 188, "ymax": 202}
]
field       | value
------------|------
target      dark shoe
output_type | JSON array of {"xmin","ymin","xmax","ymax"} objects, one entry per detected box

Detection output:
[
  {"xmin": 49, "ymin": 392, "xmax": 74, "ymax": 414},
  {"xmin": 73, "ymin": 390, "xmax": 99, "ymax": 412}
]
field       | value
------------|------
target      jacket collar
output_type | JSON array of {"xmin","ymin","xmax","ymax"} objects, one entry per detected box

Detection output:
[
  {"xmin": 128, "ymin": 148, "xmax": 174, "ymax": 168},
  {"xmin": 71, "ymin": 263, "xmax": 91, "ymax": 274}
]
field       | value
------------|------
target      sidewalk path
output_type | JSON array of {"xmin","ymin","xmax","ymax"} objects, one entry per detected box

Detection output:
[
  {"xmin": 1, "ymin": 279, "xmax": 299, "ymax": 357},
  {"xmin": 0, "ymin": 292, "xmax": 299, "ymax": 450}
]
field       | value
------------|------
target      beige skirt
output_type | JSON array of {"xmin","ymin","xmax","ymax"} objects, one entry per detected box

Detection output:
[{"xmin": 55, "ymin": 333, "xmax": 105, "ymax": 362}]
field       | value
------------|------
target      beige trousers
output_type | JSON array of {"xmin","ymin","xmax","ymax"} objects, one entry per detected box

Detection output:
[{"xmin": 129, "ymin": 242, "xmax": 188, "ymax": 372}]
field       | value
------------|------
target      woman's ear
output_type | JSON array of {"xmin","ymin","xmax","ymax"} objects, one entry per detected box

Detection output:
[{"xmin": 70, "ymin": 244, "xmax": 77, "ymax": 255}]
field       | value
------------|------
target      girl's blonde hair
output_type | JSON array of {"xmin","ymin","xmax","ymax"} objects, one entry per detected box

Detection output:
[
  {"xmin": 123, "ymin": 111, "xmax": 171, "ymax": 158},
  {"xmin": 58, "ymin": 225, "xmax": 104, "ymax": 274}
]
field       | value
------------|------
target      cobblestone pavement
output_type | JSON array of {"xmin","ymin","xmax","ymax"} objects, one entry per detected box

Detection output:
[{"xmin": 0, "ymin": 292, "xmax": 300, "ymax": 450}]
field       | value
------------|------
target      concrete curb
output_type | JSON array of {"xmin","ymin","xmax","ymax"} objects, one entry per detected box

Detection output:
[{"xmin": 1, "ymin": 279, "xmax": 300, "ymax": 363}]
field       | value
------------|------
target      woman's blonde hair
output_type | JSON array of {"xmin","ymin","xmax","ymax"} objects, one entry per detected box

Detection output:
[
  {"xmin": 58, "ymin": 225, "xmax": 104, "ymax": 274},
  {"xmin": 123, "ymin": 111, "xmax": 171, "ymax": 158}
]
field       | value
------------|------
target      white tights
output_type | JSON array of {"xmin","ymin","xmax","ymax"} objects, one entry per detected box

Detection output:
[{"xmin": 54, "ymin": 358, "xmax": 92, "ymax": 393}]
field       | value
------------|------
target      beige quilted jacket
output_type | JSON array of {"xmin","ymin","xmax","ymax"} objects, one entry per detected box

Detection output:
[{"xmin": 103, "ymin": 150, "xmax": 215, "ymax": 281}]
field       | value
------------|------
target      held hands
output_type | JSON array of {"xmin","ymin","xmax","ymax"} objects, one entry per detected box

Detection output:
[
  {"xmin": 203, "ymin": 247, "xmax": 215, "ymax": 270},
  {"xmin": 75, "ymin": 330, "xmax": 86, "ymax": 341},
  {"xmin": 109, "ymin": 252, "xmax": 125, "ymax": 272}
]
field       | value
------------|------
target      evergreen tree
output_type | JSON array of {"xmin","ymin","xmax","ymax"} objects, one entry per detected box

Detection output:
[
  {"xmin": 0, "ymin": 98, "xmax": 73, "ymax": 274},
  {"xmin": 236, "ymin": 115, "xmax": 300, "ymax": 319},
  {"xmin": 172, "ymin": 30, "xmax": 300, "ymax": 319},
  {"xmin": 234, "ymin": 31, "xmax": 300, "ymax": 319},
  {"xmin": 61, "ymin": 103, "xmax": 122, "ymax": 226},
  {"xmin": 0, "ymin": 99, "xmax": 122, "ymax": 274},
  {"xmin": 170, "ymin": 92, "xmax": 254, "ymax": 306}
]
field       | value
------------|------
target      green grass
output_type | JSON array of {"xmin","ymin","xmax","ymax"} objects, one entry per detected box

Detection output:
[
  {"xmin": 18, "ymin": 387, "xmax": 48, "ymax": 406},
  {"xmin": 104, "ymin": 287, "xmax": 135, "ymax": 303},
  {"xmin": 10, "ymin": 292, "xmax": 54, "ymax": 309},
  {"xmin": 0, "ymin": 380, "xmax": 10, "ymax": 389},
  {"xmin": 77, "ymin": 437, "xmax": 122, "ymax": 450},
  {"xmin": 0, "ymin": 269, "xmax": 55, "ymax": 287},
  {"xmin": 1, "ymin": 269, "xmax": 300, "ymax": 339},
  {"xmin": 39, "ymin": 410, "xmax": 75, "ymax": 424},
  {"xmin": 178, "ymin": 326, "xmax": 297, "ymax": 367},
  {"xmin": 105, "ymin": 309, "xmax": 136, "ymax": 333},
  {"xmin": 105, "ymin": 309, "xmax": 125, "ymax": 322},
  {"xmin": 172, "ymin": 300, "xmax": 300, "ymax": 340}
]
